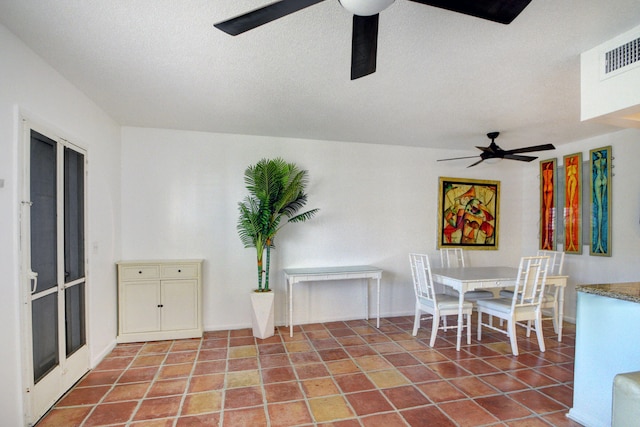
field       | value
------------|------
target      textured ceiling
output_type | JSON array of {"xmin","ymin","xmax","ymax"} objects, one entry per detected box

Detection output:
[{"xmin": 1, "ymin": 0, "xmax": 640, "ymax": 152}]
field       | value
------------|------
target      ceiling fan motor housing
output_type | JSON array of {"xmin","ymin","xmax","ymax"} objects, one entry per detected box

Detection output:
[{"xmin": 339, "ymin": 0, "xmax": 395, "ymax": 16}]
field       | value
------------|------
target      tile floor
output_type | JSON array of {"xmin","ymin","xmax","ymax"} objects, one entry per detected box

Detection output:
[{"xmin": 36, "ymin": 316, "xmax": 584, "ymax": 427}]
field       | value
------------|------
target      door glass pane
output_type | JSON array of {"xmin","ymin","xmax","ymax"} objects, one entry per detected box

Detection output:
[
  {"xmin": 30, "ymin": 131, "xmax": 57, "ymax": 292},
  {"xmin": 32, "ymin": 293, "xmax": 59, "ymax": 383},
  {"xmin": 64, "ymin": 147, "xmax": 85, "ymax": 282},
  {"xmin": 65, "ymin": 282, "xmax": 86, "ymax": 356}
]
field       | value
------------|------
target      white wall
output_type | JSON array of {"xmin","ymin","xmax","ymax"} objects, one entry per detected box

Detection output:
[
  {"xmin": 0, "ymin": 25, "xmax": 122, "ymax": 425},
  {"xmin": 121, "ymin": 126, "xmax": 640, "ymax": 330},
  {"xmin": 120, "ymin": 127, "xmax": 527, "ymax": 331}
]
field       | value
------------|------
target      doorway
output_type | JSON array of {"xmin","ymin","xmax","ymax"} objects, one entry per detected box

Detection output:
[{"xmin": 20, "ymin": 121, "xmax": 89, "ymax": 426}]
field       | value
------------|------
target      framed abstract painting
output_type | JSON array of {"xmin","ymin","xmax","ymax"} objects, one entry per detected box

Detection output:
[
  {"xmin": 540, "ymin": 158, "xmax": 557, "ymax": 251},
  {"xmin": 438, "ymin": 177, "xmax": 499, "ymax": 250},
  {"xmin": 589, "ymin": 146, "xmax": 612, "ymax": 256},
  {"xmin": 563, "ymin": 153, "xmax": 582, "ymax": 254}
]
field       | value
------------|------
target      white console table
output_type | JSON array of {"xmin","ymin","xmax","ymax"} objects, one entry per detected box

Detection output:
[{"xmin": 284, "ymin": 266, "xmax": 383, "ymax": 337}]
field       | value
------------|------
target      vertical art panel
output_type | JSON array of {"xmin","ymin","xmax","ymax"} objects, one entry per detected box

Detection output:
[
  {"xmin": 438, "ymin": 177, "xmax": 499, "ymax": 250},
  {"xmin": 590, "ymin": 146, "xmax": 612, "ymax": 256},
  {"xmin": 564, "ymin": 153, "xmax": 582, "ymax": 254},
  {"xmin": 540, "ymin": 158, "xmax": 557, "ymax": 250}
]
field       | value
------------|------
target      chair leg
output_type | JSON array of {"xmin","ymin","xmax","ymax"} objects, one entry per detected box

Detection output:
[
  {"xmin": 551, "ymin": 303, "xmax": 559, "ymax": 334},
  {"xmin": 477, "ymin": 311, "xmax": 483, "ymax": 341},
  {"xmin": 507, "ymin": 319, "xmax": 519, "ymax": 356},
  {"xmin": 466, "ymin": 313, "xmax": 471, "ymax": 345},
  {"xmin": 412, "ymin": 306, "xmax": 420, "ymax": 336},
  {"xmin": 526, "ymin": 320, "xmax": 532, "ymax": 337},
  {"xmin": 429, "ymin": 313, "xmax": 439, "ymax": 347},
  {"xmin": 555, "ymin": 303, "xmax": 563, "ymax": 342},
  {"xmin": 535, "ymin": 314, "xmax": 546, "ymax": 352}
]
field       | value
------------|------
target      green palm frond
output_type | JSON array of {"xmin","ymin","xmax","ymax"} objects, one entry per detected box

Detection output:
[
  {"xmin": 288, "ymin": 208, "xmax": 320, "ymax": 224},
  {"xmin": 237, "ymin": 157, "xmax": 319, "ymax": 291},
  {"xmin": 237, "ymin": 197, "xmax": 265, "ymax": 250}
]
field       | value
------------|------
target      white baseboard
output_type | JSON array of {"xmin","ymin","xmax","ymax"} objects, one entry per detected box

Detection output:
[{"xmin": 91, "ymin": 338, "xmax": 117, "ymax": 369}]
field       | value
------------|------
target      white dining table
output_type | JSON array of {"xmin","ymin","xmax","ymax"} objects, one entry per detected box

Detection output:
[{"xmin": 431, "ymin": 266, "xmax": 568, "ymax": 351}]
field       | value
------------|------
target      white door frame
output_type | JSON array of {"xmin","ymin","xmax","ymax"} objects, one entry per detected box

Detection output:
[{"xmin": 19, "ymin": 117, "xmax": 90, "ymax": 426}]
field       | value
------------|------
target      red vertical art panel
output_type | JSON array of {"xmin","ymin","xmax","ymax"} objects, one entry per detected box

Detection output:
[{"xmin": 540, "ymin": 158, "xmax": 556, "ymax": 250}]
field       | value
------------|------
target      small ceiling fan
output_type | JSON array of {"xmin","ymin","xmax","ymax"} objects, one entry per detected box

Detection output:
[
  {"xmin": 214, "ymin": 0, "xmax": 532, "ymax": 80},
  {"xmin": 437, "ymin": 132, "xmax": 556, "ymax": 168}
]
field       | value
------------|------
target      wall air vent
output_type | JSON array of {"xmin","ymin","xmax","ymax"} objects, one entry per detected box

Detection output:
[
  {"xmin": 602, "ymin": 36, "xmax": 640, "ymax": 79},
  {"xmin": 583, "ymin": 24, "xmax": 640, "ymax": 125}
]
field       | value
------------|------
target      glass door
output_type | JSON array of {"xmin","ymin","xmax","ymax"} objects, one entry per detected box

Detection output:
[{"xmin": 22, "ymin": 124, "xmax": 89, "ymax": 426}]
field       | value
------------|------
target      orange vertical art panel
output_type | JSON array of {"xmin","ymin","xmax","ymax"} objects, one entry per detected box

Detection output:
[{"xmin": 563, "ymin": 153, "xmax": 582, "ymax": 254}]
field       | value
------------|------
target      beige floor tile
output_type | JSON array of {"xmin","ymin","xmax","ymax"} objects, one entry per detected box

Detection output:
[
  {"xmin": 367, "ymin": 369, "xmax": 410, "ymax": 388},
  {"xmin": 308, "ymin": 395, "xmax": 355, "ymax": 422},
  {"xmin": 225, "ymin": 370, "xmax": 261, "ymax": 388}
]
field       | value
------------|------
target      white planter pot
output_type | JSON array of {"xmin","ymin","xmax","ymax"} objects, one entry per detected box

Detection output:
[{"xmin": 250, "ymin": 291, "xmax": 275, "ymax": 339}]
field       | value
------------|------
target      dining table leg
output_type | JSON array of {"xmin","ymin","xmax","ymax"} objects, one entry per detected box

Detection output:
[
  {"xmin": 456, "ymin": 290, "xmax": 464, "ymax": 351},
  {"xmin": 557, "ymin": 284, "xmax": 565, "ymax": 342}
]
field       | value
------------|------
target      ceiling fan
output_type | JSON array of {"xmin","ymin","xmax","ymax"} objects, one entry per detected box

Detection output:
[
  {"xmin": 214, "ymin": 0, "xmax": 532, "ymax": 80},
  {"xmin": 437, "ymin": 132, "xmax": 556, "ymax": 168}
]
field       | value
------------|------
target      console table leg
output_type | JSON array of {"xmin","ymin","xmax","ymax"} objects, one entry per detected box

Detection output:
[
  {"xmin": 376, "ymin": 276, "xmax": 380, "ymax": 328},
  {"xmin": 289, "ymin": 280, "xmax": 294, "ymax": 337}
]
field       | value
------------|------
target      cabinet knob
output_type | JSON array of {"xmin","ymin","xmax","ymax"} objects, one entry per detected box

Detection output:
[
  {"xmin": 138, "ymin": 271, "xmax": 142, "ymax": 274},
  {"xmin": 157, "ymin": 304, "xmax": 164, "ymax": 308},
  {"xmin": 178, "ymin": 269, "xmax": 182, "ymax": 273}
]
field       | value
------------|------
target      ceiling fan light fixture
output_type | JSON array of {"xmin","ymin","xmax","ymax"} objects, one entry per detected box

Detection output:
[
  {"xmin": 484, "ymin": 157, "xmax": 503, "ymax": 165},
  {"xmin": 339, "ymin": 0, "xmax": 395, "ymax": 16}
]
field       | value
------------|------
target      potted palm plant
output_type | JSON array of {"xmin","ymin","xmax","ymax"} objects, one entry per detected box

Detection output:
[{"xmin": 237, "ymin": 158, "xmax": 319, "ymax": 338}]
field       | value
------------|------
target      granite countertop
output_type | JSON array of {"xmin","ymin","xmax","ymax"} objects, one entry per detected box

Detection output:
[{"xmin": 576, "ymin": 282, "xmax": 640, "ymax": 304}]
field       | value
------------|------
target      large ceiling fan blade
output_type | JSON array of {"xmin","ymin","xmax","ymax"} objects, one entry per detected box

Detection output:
[
  {"xmin": 467, "ymin": 158, "xmax": 486, "ymax": 168},
  {"xmin": 214, "ymin": 0, "xmax": 326, "ymax": 36},
  {"xmin": 437, "ymin": 155, "xmax": 481, "ymax": 162},
  {"xmin": 351, "ymin": 14, "xmax": 379, "ymax": 80},
  {"xmin": 504, "ymin": 143, "xmax": 556, "ymax": 155},
  {"xmin": 477, "ymin": 142, "xmax": 502, "ymax": 154},
  {"xmin": 503, "ymin": 154, "xmax": 537, "ymax": 162},
  {"xmin": 408, "ymin": 0, "xmax": 532, "ymax": 24}
]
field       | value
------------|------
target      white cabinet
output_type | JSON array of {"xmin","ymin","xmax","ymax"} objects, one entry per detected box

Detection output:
[{"xmin": 117, "ymin": 260, "xmax": 203, "ymax": 343}]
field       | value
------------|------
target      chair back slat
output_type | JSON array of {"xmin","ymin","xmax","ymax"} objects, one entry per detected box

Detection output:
[
  {"xmin": 512, "ymin": 256, "xmax": 549, "ymax": 308},
  {"xmin": 536, "ymin": 250, "xmax": 564, "ymax": 275},
  {"xmin": 440, "ymin": 248, "xmax": 465, "ymax": 268},
  {"xmin": 409, "ymin": 253, "xmax": 435, "ymax": 302}
]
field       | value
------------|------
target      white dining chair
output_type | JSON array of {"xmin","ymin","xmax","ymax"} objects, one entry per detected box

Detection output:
[
  {"xmin": 440, "ymin": 248, "xmax": 493, "ymax": 301},
  {"xmin": 440, "ymin": 247, "xmax": 465, "ymax": 268},
  {"xmin": 476, "ymin": 255, "xmax": 550, "ymax": 356},
  {"xmin": 500, "ymin": 250, "xmax": 564, "ymax": 336},
  {"xmin": 410, "ymin": 253, "xmax": 473, "ymax": 347},
  {"xmin": 537, "ymin": 250, "xmax": 565, "ymax": 335}
]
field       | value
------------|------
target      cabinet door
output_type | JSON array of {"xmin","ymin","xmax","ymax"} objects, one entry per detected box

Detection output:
[
  {"xmin": 161, "ymin": 280, "xmax": 198, "ymax": 331},
  {"xmin": 121, "ymin": 281, "xmax": 161, "ymax": 333}
]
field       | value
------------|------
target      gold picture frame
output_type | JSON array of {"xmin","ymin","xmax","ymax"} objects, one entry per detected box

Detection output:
[{"xmin": 438, "ymin": 177, "xmax": 500, "ymax": 250}]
